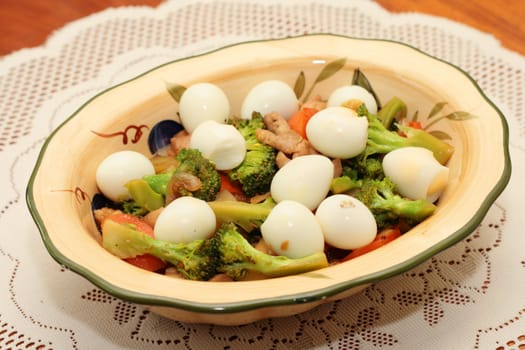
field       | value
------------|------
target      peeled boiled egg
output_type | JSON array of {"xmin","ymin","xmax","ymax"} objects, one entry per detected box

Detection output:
[
  {"xmin": 190, "ymin": 120, "xmax": 246, "ymax": 170},
  {"xmin": 270, "ymin": 155, "xmax": 334, "ymax": 210},
  {"xmin": 306, "ymin": 106, "xmax": 368, "ymax": 159},
  {"xmin": 154, "ymin": 196, "xmax": 216, "ymax": 243},
  {"xmin": 327, "ymin": 85, "xmax": 378, "ymax": 114},
  {"xmin": 240, "ymin": 80, "xmax": 298, "ymax": 120},
  {"xmin": 96, "ymin": 150, "xmax": 155, "ymax": 202},
  {"xmin": 316, "ymin": 194, "xmax": 377, "ymax": 250},
  {"xmin": 178, "ymin": 82, "xmax": 230, "ymax": 133},
  {"xmin": 382, "ymin": 146, "xmax": 450, "ymax": 202},
  {"xmin": 261, "ymin": 200, "xmax": 325, "ymax": 258}
]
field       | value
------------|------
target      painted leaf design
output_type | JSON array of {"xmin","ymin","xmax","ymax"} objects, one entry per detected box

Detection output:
[
  {"xmin": 294, "ymin": 71, "xmax": 306, "ymax": 99},
  {"xmin": 302, "ymin": 58, "xmax": 347, "ymax": 102},
  {"xmin": 428, "ymin": 102, "xmax": 447, "ymax": 118},
  {"xmin": 352, "ymin": 68, "xmax": 381, "ymax": 109},
  {"xmin": 165, "ymin": 82, "xmax": 187, "ymax": 103},
  {"xmin": 443, "ymin": 111, "xmax": 476, "ymax": 121},
  {"xmin": 428, "ymin": 130, "xmax": 452, "ymax": 140},
  {"xmin": 314, "ymin": 57, "xmax": 347, "ymax": 83}
]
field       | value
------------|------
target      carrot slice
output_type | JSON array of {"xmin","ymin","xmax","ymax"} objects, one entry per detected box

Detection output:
[
  {"xmin": 342, "ymin": 227, "xmax": 401, "ymax": 261},
  {"xmin": 288, "ymin": 107, "xmax": 318, "ymax": 139},
  {"xmin": 408, "ymin": 121, "xmax": 423, "ymax": 129},
  {"xmin": 219, "ymin": 172, "xmax": 245, "ymax": 196}
]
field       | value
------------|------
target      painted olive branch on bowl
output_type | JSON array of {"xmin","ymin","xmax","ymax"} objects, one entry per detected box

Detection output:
[
  {"xmin": 163, "ymin": 58, "xmax": 475, "ymax": 143},
  {"xmin": 412, "ymin": 102, "xmax": 476, "ymax": 140}
]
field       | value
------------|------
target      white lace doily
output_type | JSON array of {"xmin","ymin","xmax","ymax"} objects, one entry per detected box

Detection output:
[{"xmin": 1, "ymin": 1, "xmax": 524, "ymax": 349}]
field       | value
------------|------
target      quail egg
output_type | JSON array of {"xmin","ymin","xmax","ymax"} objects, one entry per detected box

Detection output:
[
  {"xmin": 178, "ymin": 82, "xmax": 230, "ymax": 133},
  {"xmin": 96, "ymin": 150, "xmax": 155, "ymax": 202}
]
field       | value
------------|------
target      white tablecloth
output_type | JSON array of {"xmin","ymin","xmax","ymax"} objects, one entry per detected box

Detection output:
[{"xmin": 1, "ymin": 1, "xmax": 524, "ymax": 349}]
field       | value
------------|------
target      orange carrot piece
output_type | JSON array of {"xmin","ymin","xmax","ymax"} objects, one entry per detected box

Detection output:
[
  {"xmin": 219, "ymin": 172, "xmax": 245, "ymax": 196},
  {"xmin": 408, "ymin": 121, "xmax": 423, "ymax": 129},
  {"xmin": 288, "ymin": 107, "xmax": 318, "ymax": 139}
]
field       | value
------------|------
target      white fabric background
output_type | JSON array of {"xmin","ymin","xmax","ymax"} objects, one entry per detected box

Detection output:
[{"xmin": 1, "ymin": 1, "xmax": 524, "ymax": 349}]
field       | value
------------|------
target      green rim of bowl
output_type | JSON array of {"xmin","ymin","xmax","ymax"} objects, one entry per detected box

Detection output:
[{"xmin": 26, "ymin": 33, "xmax": 512, "ymax": 314}]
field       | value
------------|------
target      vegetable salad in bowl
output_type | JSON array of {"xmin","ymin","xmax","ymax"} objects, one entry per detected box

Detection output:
[
  {"xmin": 28, "ymin": 34, "xmax": 510, "ymax": 324},
  {"xmin": 94, "ymin": 67, "xmax": 455, "ymax": 282}
]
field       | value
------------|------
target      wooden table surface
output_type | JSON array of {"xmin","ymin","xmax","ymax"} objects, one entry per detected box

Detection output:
[{"xmin": 0, "ymin": 0, "xmax": 523, "ymax": 57}]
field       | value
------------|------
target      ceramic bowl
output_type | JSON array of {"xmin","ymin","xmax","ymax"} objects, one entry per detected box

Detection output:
[{"xmin": 26, "ymin": 34, "xmax": 511, "ymax": 325}]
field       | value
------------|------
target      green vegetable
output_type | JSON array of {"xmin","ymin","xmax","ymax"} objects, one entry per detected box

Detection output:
[
  {"xmin": 214, "ymin": 223, "xmax": 328, "ymax": 280},
  {"xmin": 125, "ymin": 179, "xmax": 164, "ymax": 213},
  {"xmin": 330, "ymin": 176, "xmax": 363, "ymax": 194},
  {"xmin": 377, "ymin": 96, "xmax": 407, "ymax": 129},
  {"xmin": 102, "ymin": 219, "xmax": 219, "ymax": 281},
  {"xmin": 227, "ymin": 113, "xmax": 278, "ymax": 197},
  {"xmin": 343, "ymin": 157, "xmax": 385, "ymax": 180},
  {"xmin": 354, "ymin": 177, "xmax": 436, "ymax": 228},
  {"xmin": 330, "ymin": 157, "xmax": 384, "ymax": 194},
  {"xmin": 121, "ymin": 201, "xmax": 149, "ymax": 217},
  {"xmin": 143, "ymin": 171, "xmax": 172, "ymax": 194},
  {"xmin": 330, "ymin": 156, "xmax": 435, "ymax": 228},
  {"xmin": 359, "ymin": 102, "xmax": 454, "ymax": 164},
  {"xmin": 207, "ymin": 197, "xmax": 276, "ymax": 232},
  {"xmin": 102, "ymin": 220, "xmax": 328, "ymax": 281},
  {"xmin": 143, "ymin": 148, "xmax": 221, "ymax": 202}
]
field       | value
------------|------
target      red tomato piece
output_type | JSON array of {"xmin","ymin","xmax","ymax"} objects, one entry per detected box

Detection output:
[{"xmin": 342, "ymin": 227, "xmax": 401, "ymax": 261}]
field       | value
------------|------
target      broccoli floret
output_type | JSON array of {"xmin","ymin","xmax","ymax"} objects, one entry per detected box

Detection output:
[
  {"xmin": 213, "ymin": 223, "xmax": 328, "ymax": 280},
  {"xmin": 174, "ymin": 148, "xmax": 221, "ymax": 201},
  {"xmin": 331, "ymin": 157, "xmax": 384, "ymax": 194},
  {"xmin": 228, "ymin": 113, "xmax": 278, "ymax": 197},
  {"xmin": 207, "ymin": 197, "xmax": 276, "ymax": 232},
  {"xmin": 121, "ymin": 200, "xmax": 148, "ymax": 216},
  {"xmin": 143, "ymin": 148, "xmax": 221, "ymax": 202},
  {"xmin": 343, "ymin": 157, "xmax": 385, "ymax": 180},
  {"xmin": 358, "ymin": 103, "xmax": 454, "ymax": 164},
  {"xmin": 102, "ymin": 219, "xmax": 219, "ymax": 280},
  {"xmin": 353, "ymin": 177, "xmax": 436, "ymax": 228}
]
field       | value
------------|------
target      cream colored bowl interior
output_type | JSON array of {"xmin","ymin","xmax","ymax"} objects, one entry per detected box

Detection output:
[{"xmin": 27, "ymin": 35, "xmax": 510, "ymax": 324}]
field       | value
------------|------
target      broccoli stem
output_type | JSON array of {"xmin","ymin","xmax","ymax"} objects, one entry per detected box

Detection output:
[
  {"xmin": 143, "ymin": 171, "xmax": 174, "ymax": 195},
  {"xmin": 330, "ymin": 176, "xmax": 362, "ymax": 194},
  {"xmin": 366, "ymin": 112, "xmax": 454, "ymax": 165},
  {"xmin": 207, "ymin": 198, "xmax": 276, "ymax": 232},
  {"xmin": 221, "ymin": 251, "xmax": 329, "ymax": 279},
  {"xmin": 397, "ymin": 124, "xmax": 454, "ymax": 164},
  {"xmin": 377, "ymin": 96, "xmax": 407, "ymax": 129},
  {"xmin": 125, "ymin": 179, "xmax": 164, "ymax": 212},
  {"xmin": 373, "ymin": 197, "xmax": 437, "ymax": 222},
  {"xmin": 215, "ymin": 223, "xmax": 328, "ymax": 280}
]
